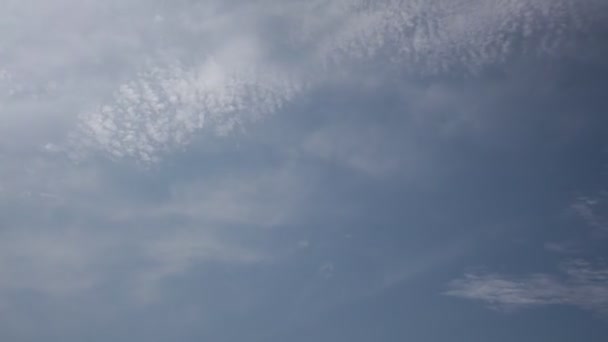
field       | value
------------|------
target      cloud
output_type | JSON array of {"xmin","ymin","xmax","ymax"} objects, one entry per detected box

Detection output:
[
  {"xmin": 49, "ymin": 0, "xmax": 606, "ymax": 163},
  {"xmin": 319, "ymin": 261, "xmax": 335, "ymax": 279},
  {"xmin": 572, "ymin": 195, "xmax": 608, "ymax": 234},
  {"xmin": 0, "ymin": 68, "xmax": 16, "ymax": 99},
  {"xmin": 1, "ymin": 2, "xmax": 608, "ymax": 337},
  {"xmin": 301, "ymin": 124, "xmax": 404, "ymax": 178},
  {"xmin": 72, "ymin": 60, "xmax": 303, "ymax": 163},
  {"xmin": 446, "ymin": 260, "xmax": 608, "ymax": 315},
  {"xmin": 0, "ymin": 0, "xmax": 604, "ymax": 306},
  {"xmin": 544, "ymin": 241, "xmax": 582, "ymax": 255},
  {"xmin": 0, "ymin": 224, "xmax": 265, "ymax": 307},
  {"xmin": 0, "ymin": 145, "xmax": 309, "ymax": 305},
  {"xmin": 130, "ymin": 228, "xmax": 265, "ymax": 303},
  {"xmin": 293, "ymin": 0, "xmax": 605, "ymax": 72},
  {"xmin": 0, "ymin": 229, "xmax": 104, "ymax": 296},
  {"xmin": 0, "ymin": 208, "xmax": 264, "ymax": 305}
]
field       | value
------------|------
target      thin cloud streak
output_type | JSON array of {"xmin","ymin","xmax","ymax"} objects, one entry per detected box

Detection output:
[{"xmin": 446, "ymin": 260, "xmax": 608, "ymax": 315}]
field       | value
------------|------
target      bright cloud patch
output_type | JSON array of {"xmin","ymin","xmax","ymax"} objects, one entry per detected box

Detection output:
[{"xmin": 74, "ymin": 61, "xmax": 302, "ymax": 162}]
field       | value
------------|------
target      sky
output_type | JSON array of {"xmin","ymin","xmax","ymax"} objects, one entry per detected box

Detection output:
[{"xmin": 1, "ymin": 0, "xmax": 608, "ymax": 341}]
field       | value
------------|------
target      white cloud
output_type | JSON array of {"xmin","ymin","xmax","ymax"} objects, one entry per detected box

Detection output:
[
  {"xmin": 72, "ymin": 60, "xmax": 303, "ymax": 163},
  {"xmin": 446, "ymin": 260, "xmax": 608, "ymax": 314}
]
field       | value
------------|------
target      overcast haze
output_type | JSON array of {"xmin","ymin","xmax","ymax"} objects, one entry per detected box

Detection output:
[{"xmin": 2, "ymin": 0, "xmax": 608, "ymax": 341}]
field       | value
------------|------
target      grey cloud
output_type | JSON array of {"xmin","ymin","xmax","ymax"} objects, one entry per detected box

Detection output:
[{"xmin": 446, "ymin": 260, "xmax": 608, "ymax": 314}]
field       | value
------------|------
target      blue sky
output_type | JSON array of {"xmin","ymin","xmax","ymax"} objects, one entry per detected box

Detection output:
[{"xmin": 1, "ymin": 0, "xmax": 608, "ymax": 341}]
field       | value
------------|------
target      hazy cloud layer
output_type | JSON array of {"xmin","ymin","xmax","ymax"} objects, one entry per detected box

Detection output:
[
  {"xmin": 0, "ymin": 151, "xmax": 307, "ymax": 291},
  {"xmin": 2, "ymin": 1, "xmax": 608, "ymax": 341},
  {"xmin": 2, "ymin": 0, "xmax": 602, "ymax": 162}
]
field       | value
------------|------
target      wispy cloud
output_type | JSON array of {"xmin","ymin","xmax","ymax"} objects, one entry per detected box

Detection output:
[
  {"xmin": 0, "ymin": 225, "xmax": 265, "ymax": 303},
  {"xmin": 572, "ymin": 195, "xmax": 608, "ymax": 234},
  {"xmin": 446, "ymin": 260, "xmax": 608, "ymax": 315},
  {"xmin": 0, "ymin": 229, "xmax": 104, "ymax": 296},
  {"xmin": 130, "ymin": 228, "xmax": 265, "ymax": 303},
  {"xmin": 0, "ymin": 151, "xmax": 306, "ymax": 303}
]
